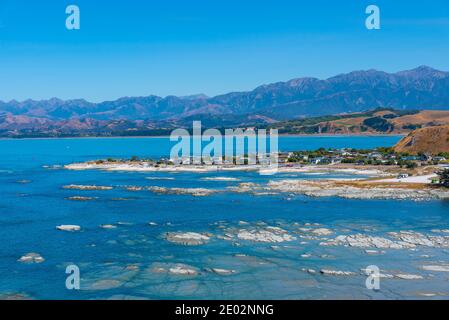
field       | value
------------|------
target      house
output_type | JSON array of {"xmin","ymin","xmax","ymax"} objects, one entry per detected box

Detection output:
[
  {"xmin": 368, "ymin": 152, "xmax": 383, "ymax": 160},
  {"xmin": 181, "ymin": 157, "xmax": 191, "ymax": 165},
  {"xmin": 419, "ymin": 154, "xmax": 432, "ymax": 161},
  {"xmin": 309, "ymin": 157, "xmax": 322, "ymax": 165},
  {"xmin": 278, "ymin": 152, "xmax": 291, "ymax": 163},
  {"xmin": 401, "ymin": 156, "xmax": 418, "ymax": 161},
  {"xmin": 310, "ymin": 157, "xmax": 332, "ymax": 165},
  {"xmin": 330, "ymin": 157, "xmax": 343, "ymax": 164}
]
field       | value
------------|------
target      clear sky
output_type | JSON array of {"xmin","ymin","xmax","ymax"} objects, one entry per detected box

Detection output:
[{"xmin": 0, "ymin": 0, "xmax": 449, "ymax": 102}]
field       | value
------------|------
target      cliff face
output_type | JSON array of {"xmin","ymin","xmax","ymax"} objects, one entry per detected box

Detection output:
[{"xmin": 394, "ymin": 125, "xmax": 449, "ymax": 155}]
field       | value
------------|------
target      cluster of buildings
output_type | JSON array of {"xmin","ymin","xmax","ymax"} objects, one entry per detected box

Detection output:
[
  {"xmin": 159, "ymin": 149, "xmax": 448, "ymax": 167},
  {"xmin": 286, "ymin": 148, "xmax": 448, "ymax": 166},
  {"xmin": 167, "ymin": 153, "xmax": 286, "ymax": 166}
]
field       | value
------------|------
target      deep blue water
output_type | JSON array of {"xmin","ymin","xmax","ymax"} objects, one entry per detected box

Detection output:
[{"xmin": 1, "ymin": 136, "xmax": 449, "ymax": 300}]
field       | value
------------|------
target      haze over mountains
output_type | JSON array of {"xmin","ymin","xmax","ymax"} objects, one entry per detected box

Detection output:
[{"xmin": 1, "ymin": 66, "xmax": 449, "ymax": 137}]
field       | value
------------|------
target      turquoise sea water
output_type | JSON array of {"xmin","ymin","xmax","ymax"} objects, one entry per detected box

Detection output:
[{"xmin": 1, "ymin": 135, "xmax": 449, "ymax": 300}]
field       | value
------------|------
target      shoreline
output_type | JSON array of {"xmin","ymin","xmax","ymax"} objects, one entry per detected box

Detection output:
[
  {"xmin": 61, "ymin": 159, "xmax": 449, "ymax": 200},
  {"xmin": 63, "ymin": 161, "xmax": 390, "ymax": 175},
  {"xmin": 0, "ymin": 133, "xmax": 406, "ymax": 141}
]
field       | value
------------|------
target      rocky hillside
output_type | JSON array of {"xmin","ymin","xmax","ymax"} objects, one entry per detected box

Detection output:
[
  {"xmin": 267, "ymin": 109, "xmax": 449, "ymax": 135},
  {"xmin": 394, "ymin": 125, "xmax": 449, "ymax": 155}
]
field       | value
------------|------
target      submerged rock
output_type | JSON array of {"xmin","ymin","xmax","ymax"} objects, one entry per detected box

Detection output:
[
  {"xmin": 168, "ymin": 264, "xmax": 198, "ymax": 276},
  {"xmin": 149, "ymin": 186, "xmax": 218, "ymax": 197},
  {"xmin": 431, "ymin": 229, "xmax": 449, "ymax": 234},
  {"xmin": 90, "ymin": 279, "xmax": 123, "ymax": 290},
  {"xmin": 18, "ymin": 253, "xmax": 45, "ymax": 264},
  {"xmin": 66, "ymin": 196, "xmax": 95, "ymax": 201},
  {"xmin": 117, "ymin": 222, "xmax": 133, "ymax": 226},
  {"xmin": 165, "ymin": 232, "xmax": 211, "ymax": 246},
  {"xmin": 145, "ymin": 177, "xmax": 175, "ymax": 181},
  {"xmin": 311, "ymin": 228, "xmax": 333, "ymax": 236},
  {"xmin": 302, "ymin": 268, "xmax": 317, "ymax": 274},
  {"xmin": 56, "ymin": 225, "xmax": 81, "ymax": 232},
  {"xmin": 417, "ymin": 293, "xmax": 440, "ymax": 297},
  {"xmin": 321, "ymin": 230, "xmax": 449, "ymax": 251},
  {"xmin": 63, "ymin": 184, "xmax": 113, "ymax": 191},
  {"xmin": 201, "ymin": 177, "xmax": 240, "ymax": 182},
  {"xmin": 266, "ymin": 179, "xmax": 449, "ymax": 201},
  {"xmin": 0, "ymin": 292, "xmax": 33, "ymax": 300},
  {"xmin": 16, "ymin": 180, "xmax": 32, "ymax": 184},
  {"xmin": 364, "ymin": 250, "xmax": 386, "ymax": 255},
  {"xmin": 320, "ymin": 269, "xmax": 356, "ymax": 276},
  {"xmin": 126, "ymin": 186, "xmax": 144, "ymax": 191},
  {"xmin": 228, "ymin": 182, "xmax": 263, "ymax": 194},
  {"xmin": 388, "ymin": 231, "xmax": 449, "ymax": 248},
  {"xmin": 421, "ymin": 265, "xmax": 449, "ymax": 272},
  {"xmin": 321, "ymin": 234, "xmax": 414, "ymax": 249},
  {"xmin": 360, "ymin": 268, "xmax": 394, "ymax": 279},
  {"xmin": 395, "ymin": 274, "xmax": 424, "ymax": 280},
  {"xmin": 100, "ymin": 224, "xmax": 117, "ymax": 229},
  {"xmin": 205, "ymin": 268, "xmax": 236, "ymax": 275},
  {"xmin": 235, "ymin": 227, "xmax": 296, "ymax": 243}
]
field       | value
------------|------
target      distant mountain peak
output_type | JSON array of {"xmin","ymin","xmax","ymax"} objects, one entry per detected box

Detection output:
[
  {"xmin": 179, "ymin": 94, "xmax": 209, "ymax": 100},
  {"xmin": 396, "ymin": 65, "xmax": 448, "ymax": 78},
  {"xmin": 286, "ymin": 77, "xmax": 319, "ymax": 87},
  {"xmin": 1, "ymin": 66, "xmax": 449, "ymax": 133},
  {"xmin": 411, "ymin": 65, "xmax": 440, "ymax": 72}
]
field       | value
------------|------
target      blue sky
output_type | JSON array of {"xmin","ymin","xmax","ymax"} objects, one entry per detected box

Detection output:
[{"xmin": 0, "ymin": 0, "xmax": 448, "ymax": 102}]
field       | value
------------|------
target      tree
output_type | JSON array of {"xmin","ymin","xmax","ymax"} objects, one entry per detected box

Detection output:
[
  {"xmin": 437, "ymin": 169, "xmax": 449, "ymax": 187},
  {"xmin": 406, "ymin": 161, "xmax": 418, "ymax": 169}
]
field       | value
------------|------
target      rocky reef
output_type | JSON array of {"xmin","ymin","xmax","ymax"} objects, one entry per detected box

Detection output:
[
  {"xmin": 165, "ymin": 232, "xmax": 211, "ymax": 246},
  {"xmin": 320, "ymin": 231, "xmax": 449, "ymax": 249},
  {"xmin": 268, "ymin": 179, "xmax": 449, "ymax": 200},
  {"xmin": 18, "ymin": 253, "xmax": 45, "ymax": 264},
  {"xmin": 148, "ymin": 186, "xmax": 219, "ymax": 197},
  {"xmin": 63, "ymin": 184, "xmax": 113, "ymax": 191},
  {"xmin": 56, "ymin": 225, "xmax": 81, "ymax": 232}
]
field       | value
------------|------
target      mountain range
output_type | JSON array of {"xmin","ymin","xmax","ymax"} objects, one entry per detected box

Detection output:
[{"xmin": 1, "ymin": 66, "xmax": 449, "ymax": 137}]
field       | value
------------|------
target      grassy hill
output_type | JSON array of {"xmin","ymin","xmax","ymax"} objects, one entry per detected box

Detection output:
[
  {"xmin": 267, "ymin": 109, "xmax": 449, "ymax": 135},
  {"xmin": 394, "ymin": 125, "xmax": 449, "ymax": 155}
]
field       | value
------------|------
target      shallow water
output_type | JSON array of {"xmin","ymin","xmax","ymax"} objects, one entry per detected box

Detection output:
[{"xmin": 1, "ymin": 136, "xmax": 449, "ymax": 300}]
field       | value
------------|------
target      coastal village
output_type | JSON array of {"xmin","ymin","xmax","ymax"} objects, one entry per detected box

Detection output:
[
  {"xmin": 64, "ymin": 126, "xmax": 449, "ymax": 197},
  {"xmin": 96, "ymin": 147, "xmax": 449, "ymax": 173},
  {"xmin": 65, "ymin": 147, "xmax": 449, "ymax": 191}
]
